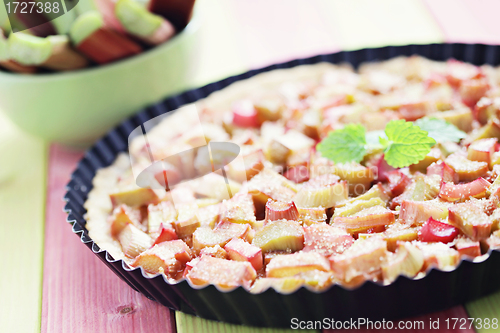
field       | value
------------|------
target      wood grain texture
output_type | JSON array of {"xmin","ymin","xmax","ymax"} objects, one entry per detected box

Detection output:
[
  {"xmin": 40, "ymin": 144, "xmax": 176, "ymax": 333},
  {"xmin": 0, "ymin": 113, "xmax": 48, "ymax": 333},
  {"xmin": 466, "ymin": 290, "xmax": 500, "ymax": 333},
  {"xmin": 176, "ymin": 312, "xmax": 318, "ymax": 333},
  {"xmin": 324, "ymin": 306, "xmax": 475, "ymax": 333}
]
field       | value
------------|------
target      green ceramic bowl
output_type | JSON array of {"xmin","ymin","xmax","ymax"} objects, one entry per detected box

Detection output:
[{"xmin": 0, "ymin": 14, "xmax": 200, "ymax": 146}]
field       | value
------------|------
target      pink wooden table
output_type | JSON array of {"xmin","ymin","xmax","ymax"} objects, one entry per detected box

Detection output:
[{"xmin": 5, "ymin": 1, "xmax": 500, "ymax": 332}]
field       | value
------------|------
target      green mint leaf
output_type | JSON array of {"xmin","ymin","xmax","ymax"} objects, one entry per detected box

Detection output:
[
  {"xmin": 414, "ymin": 117, "xmax": 466, "ymax": 143},
  {"xmin": 317, "ymin": 124, "xmax": 367, "ymax": 163},
  {"xmin": 383, "ymin": 119, "xmax": 436, "ymax": 168}
]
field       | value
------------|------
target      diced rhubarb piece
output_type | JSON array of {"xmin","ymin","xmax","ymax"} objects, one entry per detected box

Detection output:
[
  {"xmin": 383, "ymin": 226, "xmax": 418, "ymax": 252},
  {"xmin": 333, "ymin": 162, "xmax": 375, "ymax": 195},
  {"xmin": 152, "ymin": 223, "xmax": 178, "ymax": 246},
  {"xmin": 415, "ymin": 242, "xmax": 460, "ymax": 271},
  {"xmin": 250, "ymin": 277, "xmax": 304, "ymax": 294},
  {"xmin": 109, "ymin": 204, "xmax": 143, "ymax": 237},
  {"xmin": 459, "ymin": 77, "xmax": 489, "ymax": 107},
  {"xmin": 484, "ymin": 230, "xmax": 500, "ymax": 251},
  {"xmin": 278, "ymin": 130, "xmax": 316, "ymax": 155},
  {"xmin": 418, "ymin": 217, "xmax": 459, "ymax": 243},
  {"xmin": 468, "ymin": 118, "xmax": 500, "ymax": 142},
  {"xmin": 265, "ymin": 138, "xmax": 290, "ymax": 164},
  {"xmin": 183, "ymin": 257, "xmax": 201, "ymax": 277},
  {"xmin": 427, "ymin": 161, "xmax": 458, "ymax": 184},
  {"xmin": 448, "ymin": 202, "xmax": 492, "ymax": 241},
  {"xmin": 468, "ymin": 138, "xmax": 497, "ymax": 164},
  {"xmin": 337, "ymin": 183, "xmax": 391, "ymax": 208},
  {"xmin": 446, "ymin": 59, "xmax": 482, "ymax": 87},
  {"xmin": 293, "ymin": 174, "xmax": 348, "ymax": 208},
  {"xmin": 147, "ymin": 201, "xmax": 177, "ymax": 236},
  {"xmin": 247, "ymin": 168, "xmax": 298, "ymax": 211},
  {"xmin": 375, "ymin": 154, "xmax": 396, "ymax": 182},
  {"xmin": 264, "ymin": 250, "xmax": 293, "ymax": 265},
  {"xmin": 252, "ymin": 220, "xmax": 304, "ymax": 252},
  {"xmin": 432, "ymin": 108, "xmax": 473, "ymax": 133},
  {"xmin": 439, "ymin": 177, "xmax": 490, "ymax": 202},
  {"xmin": 381, "ymin": 242, "xmax": 424, "ymax": 283},
  {"xmin": 266, "ymin": 252, "xmax": 331, "ymax": 278},
  {"xmin": 333, "ymin": 197, "xmax": 386, "ymax": 218},
  {"xmin": 153, "ymin": 162, "xmax": 183, "ymax": 191},
  {"xmin": 283, "ymin": 165, "xmax": 310, "ymax": 183},
  {"xmin": 225, "ymin": 238, "xmax": 263, "ymax": 271},
  {"xmin": 173, "ymin": 203, "xmax": 200, "ymax": 238},
  {"xmin": 398, "ymin": 101, "xmax": 431, "ymax": 121},
  {"xmin": 474, "ymin": 97, "xmax": 500, "ymax": 125},
  {"xmin": 445, "ymin": 153, "xmax": 488, "ymax": 182},
  {"xmin": 131, "ymin": 240, "xmax": 192, "ymax": 278},
  {"xmin": 232, "ymin": 100, "xmax": 259, "ymax": 128},
  {"xmin": 199, "ymin": 245, "xmax": 227, "ymax": 259},
  {"xmin": 228, "ymin": 150, "xmax": 265, "ymax": 181},
  {"xmin": 110, "ymin": 187, "xmax": 159, "ymax": 207},
  {"xmin": 329, "ymin": 237, "xmax": 388, "ymax": 283},
  {"xmin": 399, "ymin": 199, "xmax": 450, "ymax": 226},
  {"xmin": 303, "ymin": 224, "xmax": 354, "ymax": 256},
  {"xmin": 387, "ymin": 170, "xmax": 411, "ymax": 197},
  {"xmin": 192, "ymin": 222, "xmax": 251, "ymax": 254},
  {"xmin": 409, "ymin": 148, "xmax": 442, "ymax": 173},
  {"xmin": 118, "ymin": 224, "xmax": 153, "ymax": 258},
  {"xmin": 265, "ymin": 199, "xmax": 299, "ymax": 222},
  {"xmin": 332, "ymin": 206, "xmax": 395, "ymax": 234},
  {"xmin": 454, "ymin": 237, "xmax": 481, "ymax": 258},
  {"xmin": 254, "ymin": 95, "xmax": 285, "ymax": 122},
  {"xmin": 297, "ymin": 207, "xmax": 327, "ymax": 225},
  {"xmin": 196, "ymin": 204, "xmax": 221, "ymax": 229},
  {"xmin": 220, "ymin": 193, "xmax": 256, "ymax": 226},
  {"xmin": 186, "ymin": 256, "xmax": 257, "ymax": 290}
]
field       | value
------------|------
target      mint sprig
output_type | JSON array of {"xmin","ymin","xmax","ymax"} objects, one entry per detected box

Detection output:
[
  {"xmin": 316, "ymin": 124, "xmax": 367, "ymax": 163},
  {"xmin": 317, "ymin": 119, "xmax": 437, "ymax": 168},
  {"xmin": 414, "ymin": 117, "xmax": 466, "ymax": 143}
]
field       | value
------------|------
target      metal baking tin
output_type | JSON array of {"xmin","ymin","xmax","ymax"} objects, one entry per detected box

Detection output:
[{"xmin": 65, "ymin": 43, "xmax": 500, "ymax": 328}]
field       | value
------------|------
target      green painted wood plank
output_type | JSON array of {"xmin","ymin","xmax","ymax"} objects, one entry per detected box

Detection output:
[
  {"xmin": 324, "ymin": 0, "xmax": 444, "ymax": 50},
  {"xmin": 466, "ymin": 291, "xmax": 500, "ymax": 333},
  {"xmin": 0, "ymin": 112, "xmax": 48, "ymax": 333},
  {"xmin": 176, "ymin": 312, "xmax": 318, "ymax": 333}
]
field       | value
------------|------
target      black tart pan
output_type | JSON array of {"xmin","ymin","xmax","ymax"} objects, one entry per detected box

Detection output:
[{"xmin": 65, "ymin": 43, "xmax": 500, "ymax": 328}]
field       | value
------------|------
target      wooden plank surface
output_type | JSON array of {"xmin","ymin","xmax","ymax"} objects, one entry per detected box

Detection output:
[
  {"xmin": 40, "ymin": 144, "xmax": 176, "ymax": 333},
  {"xmin": 0, "ymin": 113, "xmax": 47, "ymax": 333}
]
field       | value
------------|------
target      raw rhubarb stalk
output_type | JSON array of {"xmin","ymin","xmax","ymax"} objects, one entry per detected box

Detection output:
[
  {"xmin": 148, "ymin": 0, "xmax": 195, "ymax": 31},
  {"xmin": 265, "ymin": 199, "xmax": 299, "ymax": 222},
  {"xmin": 70, "ymin": 11, "xmax": 142, "ymax": 64},
  {"xmin": 115, "ymin": 0, "xmax": 176, "ymax": 45},
  {"xmin": 8, "ymin": 32, "xmax": 88, "ymax": 71},
  {"xmin": 0, "ymin": 29, "xmax": 36, "ymax": 73},
  {"xmin": 381, "ymin": 242, "xmax": 424, "ymax": 283},
  {"xmin": 427, "ymin": 161, "xmax": 458, "ymax": 184},
  {"xmin": 15, "ymin": 12, "xmax": 56, "ymax": 37}
]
